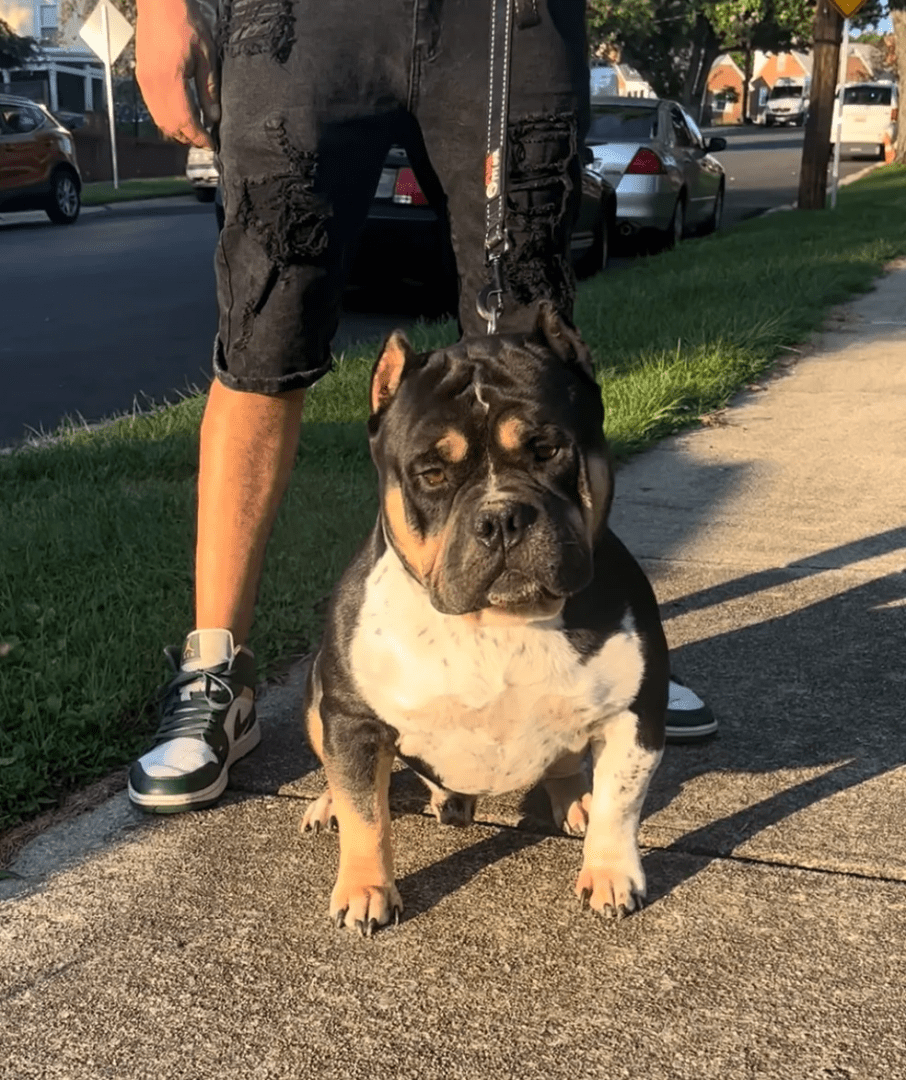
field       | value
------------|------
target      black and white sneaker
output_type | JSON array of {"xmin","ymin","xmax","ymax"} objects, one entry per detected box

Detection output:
[
  {"xmin": 665, "ymin": 677, "xmax": 718, "ymax": 743},
  {"xmin": 127, "ymin": 629, "xmax": 260, "ymax": 814}
]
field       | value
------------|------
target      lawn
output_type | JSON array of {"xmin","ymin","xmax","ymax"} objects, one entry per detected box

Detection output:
[
  {"xmin": 81, "ymin": 177, "xmax": 194, "ymax": 205},
  {"xmin": 1, "ymin": 166, "xmax": 905, "ymax": 829}
]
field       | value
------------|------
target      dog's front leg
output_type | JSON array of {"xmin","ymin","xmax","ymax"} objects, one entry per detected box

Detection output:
[
  {"xmin": 576, "ymin": 711, "xmax": 663, "ymax": 918},
  {"xmin": 321, "ymin": 712, "xmax": 402, "ymax": 935}
]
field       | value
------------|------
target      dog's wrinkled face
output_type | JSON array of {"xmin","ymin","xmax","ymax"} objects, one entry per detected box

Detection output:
[{"xmin": 367, "ymin": 304, "xmax": 613, "ymax": 618}]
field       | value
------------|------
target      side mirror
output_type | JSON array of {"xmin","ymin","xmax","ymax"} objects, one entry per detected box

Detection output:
[
  {"xmin": 581, "ymin": 144, "xmax": 595, "ymax": 165},
  {"xmin": 706, "ymin": 136, "xmax": 727, "ymax": 153}
]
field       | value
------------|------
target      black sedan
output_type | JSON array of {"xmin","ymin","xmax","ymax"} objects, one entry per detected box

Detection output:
[{"xmin": 351, "ymin": 143, "xmax": 615, "ymax": 304}]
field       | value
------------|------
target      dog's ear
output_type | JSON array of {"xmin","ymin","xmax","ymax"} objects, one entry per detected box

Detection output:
[
  {"xmin": 534, "ymin": 301, "xmax": 596, "ymax": 383},
  {"xmin": 371, "ymin": 330, "xmax": 415, "ymax": 415}
]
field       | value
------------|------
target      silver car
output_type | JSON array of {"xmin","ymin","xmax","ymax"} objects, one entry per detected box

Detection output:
[{"xmin": 587, "ymin": 96, "xmax": 726, "ymax": 248}]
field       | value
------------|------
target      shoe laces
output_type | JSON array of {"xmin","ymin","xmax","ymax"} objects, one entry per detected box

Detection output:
[{"xmin": 151, "ymin": 649, "xmax": 237, "ymax": 745}]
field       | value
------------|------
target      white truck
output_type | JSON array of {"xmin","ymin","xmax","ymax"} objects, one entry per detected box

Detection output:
[{"xmin": 764, "ymin": 77, "xmax": 811, "ymax": 127}]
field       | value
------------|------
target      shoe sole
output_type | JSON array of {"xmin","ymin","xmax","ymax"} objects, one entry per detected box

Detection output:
[
  {"xmin": 127, "ymin": 722, "xmax": 262, "ymax": 814},
  {"xmin": 665, "ymin": 718, "xmax": 719, "ymax": 743}
]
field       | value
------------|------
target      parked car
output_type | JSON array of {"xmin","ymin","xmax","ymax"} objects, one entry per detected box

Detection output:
[
  {"xmin": 585, "ymin": 96, "xmax": 726, "ymax": 249},
  {"xmin": 0, "ymin": 94, "xmax": 82, "ymax": 225},
  {"xmin": 186, "ymin": 145, "xmax": 219, "ymax": 201},
  {"xmin": 831, "ymin": 82, "xmax": 899, "ymax": 160},
  {"xmin": 208, "ymin": 143, "xmax": 616, "ymax": 300},
  {"xmin": 764, "ymin": 77, "xmax": 811, "ymax": 127},
  {"xmin": 353, "ymin": 142, "xmax": 616, "ymax": 300}
]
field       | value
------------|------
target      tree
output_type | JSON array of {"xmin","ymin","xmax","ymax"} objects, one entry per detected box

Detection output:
[
  {"xmin": 0, "ymin": 17, "xmax": 40, "ymax": 71},
  {"xmin": 891, "ymin": 2, "xmax": 906, "ymax": 162},
  {"xmin": 587, "ymin": 0, "xmax": 819, "ymax": 119},
  {"xmin": 798, "ymin": 0, "xmax": 843, "ymax": 209},
  {"xmin": 712, "ymin": 1, "xmax": 814, "ymax": 121}
]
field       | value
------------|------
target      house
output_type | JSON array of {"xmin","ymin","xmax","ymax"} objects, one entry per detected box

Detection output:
[
  {"xmin": 706, "ymin": 37, "xmax": 892, "ymax": 126},
  {"xmin": 707, "ymin": 54, "xmax": 746, "ymax": 124},
  {"xmin": 0, "ymin": 0, "xmax": 105, "ymax": 114},
  {"xmin": 612, "ymin": 63, "xmax": 657, "ymax": 99}
]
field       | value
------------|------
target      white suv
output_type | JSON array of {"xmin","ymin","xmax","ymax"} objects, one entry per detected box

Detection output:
[
  {"xmin": 185, "ymin": 145, "xmax": 219, "ymax": 201},
  {"xmin": 832, "ymin": 82, "xmax": 898, "ymax": 160}
]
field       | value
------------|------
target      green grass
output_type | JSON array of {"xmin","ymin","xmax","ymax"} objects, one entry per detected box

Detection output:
[
  {"xmin": 1, "ymin": 165, "xmax": 905, "ymax": 829},
  {"xmin": 81, "ymin": 178, "xmax": 193, "ymax": 205}
]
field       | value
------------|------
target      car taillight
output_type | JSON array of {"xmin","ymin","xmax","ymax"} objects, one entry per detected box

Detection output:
[
  {"xmin": 625, "ymin": 148, "xmax": 666, "ymax": 175},
  {"xmin": 392, "ymin": 167, "xmax": 429, "ymax": 205},
  {"xmin": 891, "ymin": 107, "xmax": 898, "ymax": 121}
]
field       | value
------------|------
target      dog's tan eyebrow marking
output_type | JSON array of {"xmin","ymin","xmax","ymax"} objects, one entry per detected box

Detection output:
[
  {"xmin": 435, "ymin": 429, "xmax": 469, "ymax": 463},
  {"xmin": 496, "ymin": 416, "xmax": 526, "ymax": 452}
]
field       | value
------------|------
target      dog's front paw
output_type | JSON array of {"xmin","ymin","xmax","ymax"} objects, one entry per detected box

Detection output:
[
  {"xmin": 575, "ymin": 857, "xmax": 646, "ymax": 919},
  {"xmin": 300, "ymin": 791, "xmax": 337, "ymax": 834},
  {"xmin": 330, "ymin": 874, "xmax": 403, "ymax": 936}
]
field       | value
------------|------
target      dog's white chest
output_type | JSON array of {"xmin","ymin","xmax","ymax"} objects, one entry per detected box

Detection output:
[{"xmin": 348, "ymin": 549, "xmax": 645, "ymax": 795}]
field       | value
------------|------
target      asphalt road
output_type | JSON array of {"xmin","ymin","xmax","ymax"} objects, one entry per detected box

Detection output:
[{"xmin": 0, "ymin": 128, "xmax": 871, "ymax": 447}]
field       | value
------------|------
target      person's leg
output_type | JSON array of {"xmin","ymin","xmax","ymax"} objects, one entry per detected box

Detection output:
[
  {"xmin": 415, "ymin": 0, "xmax": 715, "ymax": 742},
  {"xmin": 195, "ymin": 379, "xmax": 307, "ymax": 645},
  {"xmin": 128, "ymin": 1, "xmax": 411, "ymax": 813}
]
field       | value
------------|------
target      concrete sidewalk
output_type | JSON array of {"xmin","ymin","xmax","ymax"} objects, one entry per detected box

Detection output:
[{"xmin": 3, "ymin": 261, "xmax": 906, "ymax": 1080}]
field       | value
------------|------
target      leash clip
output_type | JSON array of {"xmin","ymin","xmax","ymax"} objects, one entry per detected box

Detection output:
[{"xmin": 476, "ymin": 255, "xmax": 506, "ymax": 334}]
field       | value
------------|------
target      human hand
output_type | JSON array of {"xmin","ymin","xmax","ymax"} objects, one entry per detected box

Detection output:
[{"xmin": 136, "ymin": 0, "xmax": 220, "ymax": 148}]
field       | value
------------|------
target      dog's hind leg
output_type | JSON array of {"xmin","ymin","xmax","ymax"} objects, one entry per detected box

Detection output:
[
  {"xmin": 412, "ymin": 772, "xmax": 477, "ymax": 827},
  {"xmin": 542, "ymin": 751, "xmax": 592, "ymax": 836},
  {"xmin": 299, "ymin": 659, "xmax": 337, "ymax": 833}
]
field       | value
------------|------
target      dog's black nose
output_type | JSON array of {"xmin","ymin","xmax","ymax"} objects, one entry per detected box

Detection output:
[{"xmin": 474, "ymin": 500, "xmax": 538, "ymax": 550}]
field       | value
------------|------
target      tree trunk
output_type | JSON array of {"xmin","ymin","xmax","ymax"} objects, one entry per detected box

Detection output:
[
  {"xmin": 741, "ymin": 42, "xmax": 754, "ymax": 122},
  {"xmin": 892, "ymin": 7, "xmax": 906, "ymax": 163},
  {"xmin": 682, "ymin": 14, "xmax": 709, "ymax": 111},
  {"xmin": 798, "ymin": 0, "xmax": 843, "ymax": 210},
  {"xmin": 691, "ymin": 26, "xmax": 721, "ymax": 124}
]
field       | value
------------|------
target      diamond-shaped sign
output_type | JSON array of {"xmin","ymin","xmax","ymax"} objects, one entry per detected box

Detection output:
[
  {"xmin": 79, "ymin": 0, "xmax": 134, "ymax": 66},
  {"xmin": 827, "ymin": 0, "xmax": 868, "ymax": 17}
]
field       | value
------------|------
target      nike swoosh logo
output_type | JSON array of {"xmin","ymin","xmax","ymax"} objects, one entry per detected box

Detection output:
[{"xmin": 232, "ymin": 696, "xmax": 255, "ymax": 741}]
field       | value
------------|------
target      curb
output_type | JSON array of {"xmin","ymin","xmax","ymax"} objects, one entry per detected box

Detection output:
[{"xmin": 760, "ymin": 158, "xmax": 888, "ymax": 216}]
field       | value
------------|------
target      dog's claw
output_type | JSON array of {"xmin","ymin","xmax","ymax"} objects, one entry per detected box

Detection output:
[
  {"xmin": 334, "ymin": 908, "xmax": 348, "ymax": 929},
  {"xmin": 329, "ymin": 816, "xmax": 339, "ymax": 832},
  {"xmin": 392, "ymin": 906, "xmax": 402, "ymax": 927},
  {"xmin": 579, "ymin": 888, "xmax": 591, "ymax": 911}
]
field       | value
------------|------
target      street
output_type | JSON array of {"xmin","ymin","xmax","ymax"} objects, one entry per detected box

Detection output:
[{"xmin": 0, "ymin": 127, "xmax": 870, "ymax": 447}]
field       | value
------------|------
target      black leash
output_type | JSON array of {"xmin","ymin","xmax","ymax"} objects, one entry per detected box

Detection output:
[{"xmin": 476, "ymin": 0, "xmax": 541, "ymax": 334}]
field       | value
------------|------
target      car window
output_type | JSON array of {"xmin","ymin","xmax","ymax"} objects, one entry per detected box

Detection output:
[
  {"xmin": 0, "ymin": 106, "xmax": 40, "ymax": 134},
  {"xmin": 670, "ymin": 107, "xmax": 694, "ymax": 148},
  {"xmin": 842, "ymin": 85, "xmax": 892, "ymax": 107},
  {"xmin": 587, "ymin": 105, "xmax": 658, "ymax": 144},
  {"xmin": 683, "ymin": 110, "xmax": 706, "ymax": 149}
]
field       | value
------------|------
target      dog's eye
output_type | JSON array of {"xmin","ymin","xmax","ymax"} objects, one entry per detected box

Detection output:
[
  {"xmin": 419, "ymin": 468, "xmax": 447, "ymax": 488},
  {"xmin": 532, "ymin": 442, "xmax": 561, "ymax": 462}
]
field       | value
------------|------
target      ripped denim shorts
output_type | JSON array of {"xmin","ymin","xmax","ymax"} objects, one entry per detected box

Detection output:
[{"xmin": 211, "ymin": 0, "xmax": 589, "ymax": 394}]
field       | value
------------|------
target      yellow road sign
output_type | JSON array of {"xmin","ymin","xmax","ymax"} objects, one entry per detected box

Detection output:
[{"xmin": 828, "ymin": 0, "xmax": 869, "ymax": 17}]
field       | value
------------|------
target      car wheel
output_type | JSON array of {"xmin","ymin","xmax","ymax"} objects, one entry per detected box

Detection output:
[
  {"xmin": 574, "ymin": 203, "xmax": 608, "ymax": 280},
  {"xmin": 195, "ymin": 187, "xmax": 217, "ymax": 203},
  {"xmin": 701, "ymin": 184, "xmax": 724, "ymax": 236},
  {"xmin": 765, "ymin": 116, "xmax": 774, "ymax": 127},
  {"xmin": 45, "ymin": 169, "xmax": 80, "ymax": 225}
]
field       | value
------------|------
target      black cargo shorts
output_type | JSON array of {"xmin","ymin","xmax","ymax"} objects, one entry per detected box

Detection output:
[{"xmin": 212, "ymin": 0, "xmax": 589, "ymax": 394}]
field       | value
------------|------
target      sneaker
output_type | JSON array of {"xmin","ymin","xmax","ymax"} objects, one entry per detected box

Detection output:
[
  {"xmin": 665, "ymin": 676, "xmax": 718, "ymax": 743},
  {"xmin": 127, "ymin": 629, "xmax": 260, "ymax": 814}
]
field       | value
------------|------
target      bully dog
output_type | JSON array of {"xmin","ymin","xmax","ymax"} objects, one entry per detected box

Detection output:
[{"xmin": 300, "ymin": 303, "xmax": 668, "ymax": 935}]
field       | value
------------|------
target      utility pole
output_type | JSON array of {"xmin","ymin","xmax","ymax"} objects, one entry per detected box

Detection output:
[{"xmin": 798, "ymin": 0, "xmax": 844, "ymax": 210}]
